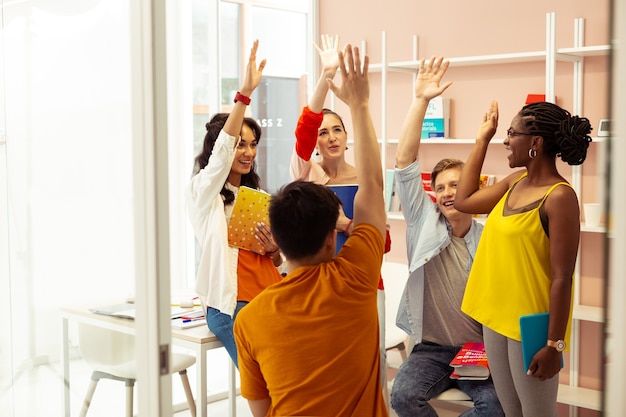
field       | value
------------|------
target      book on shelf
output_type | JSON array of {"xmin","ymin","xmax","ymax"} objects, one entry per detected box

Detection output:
[
  {"xmin": 386, "ymin": 169, "xmax": 401, "ymax": 212},
  {"xmin": 421, "ymin": 172, "xmax": 436, "ymax": 203},
  {"xmin": 519, "ymin": 312, "xmax": 564, "ymax": 373},
  {"xmin": 525, "ymin": 93, "xmax": 546, "ymax": 105},
  {"xmin": 474, "ymin": 174, "xmax": 497, "ymax": 218},
  {"xmin": 327, "ymin": 184, "xmax": 358, "ymax": 254},
  {"xmin": 228, "ymin": 186, "xmax": 271, "ymax": 255},
  {"xmin": 449, "ymin": 341, "xmax": 490, "ymax": 380},
  {"xmin": 478, "ymin": 174, "xmax": 496, "ymax": 189},
  {"xmin": 421, "ymin": 96, "xmax": 450, "ymax": 139}
]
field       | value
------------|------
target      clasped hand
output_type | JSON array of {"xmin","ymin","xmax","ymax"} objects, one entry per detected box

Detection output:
[
  {"xmin": 255, "ymin": 222, "xmax": 279, "ymax": 255},
  {"xmin": 527, "ymin": 346, "xmax": 562, "ymax": 381}
]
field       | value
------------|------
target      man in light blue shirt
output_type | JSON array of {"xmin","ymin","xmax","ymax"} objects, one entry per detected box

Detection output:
[{"xmin": 389, "ymin": 57, "xmax": 503, "ymax": 417}]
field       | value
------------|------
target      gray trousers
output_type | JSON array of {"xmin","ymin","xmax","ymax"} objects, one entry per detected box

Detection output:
[{"xmin": 483, "ymin": 326, "xmax": 559, "ymax": 417}]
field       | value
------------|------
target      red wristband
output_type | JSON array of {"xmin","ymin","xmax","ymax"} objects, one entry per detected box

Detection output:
[
  {"xmin": 343, "ymin": 220, "xmax": 353, "ymax": 235},
  {"xmin": 234, "ymin": 91, "xmax": 251, "ymax": 105}
]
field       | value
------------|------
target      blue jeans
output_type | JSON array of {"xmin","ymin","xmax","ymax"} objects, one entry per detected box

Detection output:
[
  {"xmin": 390, "ymin": 342, "xmax": 504, "ymax": 417},
  {"xmin": 206, "ymin": 301, "xmax": 247, "ymax": 369}
]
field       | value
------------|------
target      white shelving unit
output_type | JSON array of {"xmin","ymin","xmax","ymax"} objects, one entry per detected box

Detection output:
[{"xmin": 376, "ymin": 11, "xmax": 609, "ymax": 414}]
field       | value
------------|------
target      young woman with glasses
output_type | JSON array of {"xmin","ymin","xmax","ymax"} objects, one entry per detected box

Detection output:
[{"xmin": 454, "ymin": 100, "xmax": 592, "ymax": 417}]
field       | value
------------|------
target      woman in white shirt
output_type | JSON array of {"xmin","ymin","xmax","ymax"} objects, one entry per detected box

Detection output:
[{"xmin": 186, "ymin": 41, "xmax": 282, "ymax": 368}]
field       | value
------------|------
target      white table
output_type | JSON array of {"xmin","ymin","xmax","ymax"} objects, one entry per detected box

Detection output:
[{"xmin": 60, "ymin": 306, "xmax": 237, "ymax": 417}]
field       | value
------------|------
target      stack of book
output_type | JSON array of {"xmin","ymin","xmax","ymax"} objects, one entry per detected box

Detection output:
[{"xmin": 449, "ymin": 341, "xmax": 490, "ymax": 380}]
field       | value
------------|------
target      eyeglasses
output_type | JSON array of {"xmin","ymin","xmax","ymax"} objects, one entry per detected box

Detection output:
[{"xmin": 506, "ymin": 128, "xmax": 532, "ymax": 139}]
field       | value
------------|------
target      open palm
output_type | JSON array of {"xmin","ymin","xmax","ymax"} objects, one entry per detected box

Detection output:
[
  {"xmin": 414, "ymin": 56, "xmax": 452, "ymax": 100},
  {"xmin": 315, "ymin": 34, "xmax": 341, "ymax": 72}
]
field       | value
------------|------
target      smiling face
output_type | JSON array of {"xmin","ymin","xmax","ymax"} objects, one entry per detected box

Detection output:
[
  {"xmin": 433, "ymin": 167, "xmax": 464, "ymax": 221},
  {"xmin": 229, "ymin": 123, "xmax": 258, "ymax": 183},
  {"xmin": 503, "ymin": 114, "xmax": 534, "ymax": 168},
  {"xmin": 316, "ymin": 113, "xmax": 348, "ymax": 161}
]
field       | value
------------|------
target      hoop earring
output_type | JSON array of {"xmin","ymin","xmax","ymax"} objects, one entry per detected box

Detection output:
[{"xmin": 528, "ymin": 148, "xmax": 537, "ymax": 159}]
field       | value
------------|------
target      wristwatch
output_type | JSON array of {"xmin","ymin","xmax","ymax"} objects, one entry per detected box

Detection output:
[{"xmin": 547, "ymin": 339, "xmax": 566, "ymax": 352}]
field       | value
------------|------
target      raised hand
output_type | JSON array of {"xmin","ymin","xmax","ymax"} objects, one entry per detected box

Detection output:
[
  {"xmin": 414, "ymin": 56, "xmax": 453, "ymax": 101},
  {"xmin": 327, "ymin": 45, "xmax": 369, "ymax": 108},
  {"xmin": 476, "ymin": 100, "xmax": 499, "ymax": 144},
  {"xmin": 314, "ymin": 34, "xmax": 342, "ymax": 74},
  {"xmin": 225, "ymin": 40, "xmax": 266, "ymax": 137},
  {"xmin": 240, "ymin": 39, "xmax": 267, "ymax": 96}
]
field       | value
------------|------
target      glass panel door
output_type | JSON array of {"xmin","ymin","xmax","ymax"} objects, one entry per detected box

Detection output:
[{"xmin": 0, "ymin": 0, "xmax": 171, "ymax": 415}]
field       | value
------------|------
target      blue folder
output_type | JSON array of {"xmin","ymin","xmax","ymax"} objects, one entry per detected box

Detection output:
[
  {"xmin": 327, "ymin": 184, "xmax": 358, "ymax": 255},
  {"xmin": 519, "ymin": 312, "xmax": 564, "ymax": 372}
]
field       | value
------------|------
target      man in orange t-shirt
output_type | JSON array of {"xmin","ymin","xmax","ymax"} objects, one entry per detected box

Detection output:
[{"xmin": 234, "ymin": 44, "xmax": 388, "ymax": 417}]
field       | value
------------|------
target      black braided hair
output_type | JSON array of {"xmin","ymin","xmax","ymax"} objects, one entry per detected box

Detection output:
[
  {"xmin": 192, "ymin": 113, "xmax": 262, "ymax": 205},
  {"xmin": 518, "ymin": 102, "xmax": 592, "ymax": 165}
]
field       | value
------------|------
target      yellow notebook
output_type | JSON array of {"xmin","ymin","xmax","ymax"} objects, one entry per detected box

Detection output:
[{"xmin": 228, "ymin": 186, "xmax": 271, "ymax": 254}]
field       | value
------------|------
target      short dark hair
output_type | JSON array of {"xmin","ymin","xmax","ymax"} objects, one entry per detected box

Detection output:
[
  {"xmin": 518, "ymin": 102, "xmax": 592, "ymax": 165},
  {"xmin": 431, "ymin": 158, "xmax": 464, "ymax": 189},
  {"xmin": 269, "ymin": 180, "xmax": 341, "ymax": 260}
]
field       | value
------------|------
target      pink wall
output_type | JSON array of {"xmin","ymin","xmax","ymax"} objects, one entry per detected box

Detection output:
[{"xmin": 319, "ymin": 0, "xmax": 609, "ymax": 141}]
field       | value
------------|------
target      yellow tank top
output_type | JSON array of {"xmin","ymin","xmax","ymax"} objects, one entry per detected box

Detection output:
[{"xmin": 461, "ymin": 175, "xmax": 574, "ymax": 341}]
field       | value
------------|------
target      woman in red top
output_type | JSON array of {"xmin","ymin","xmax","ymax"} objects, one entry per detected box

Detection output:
[{"xmin": 288, "ymin": 34, "xmax": 392, "ymax": 399}]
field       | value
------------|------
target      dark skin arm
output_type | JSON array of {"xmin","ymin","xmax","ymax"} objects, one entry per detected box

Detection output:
[
  {"xmin": 527, "ymin": 185, "xmax": 579, "ymax": 380},
  {"xmin": 455, "ymin": 100, "xmax": 524, "ymax": 214}
]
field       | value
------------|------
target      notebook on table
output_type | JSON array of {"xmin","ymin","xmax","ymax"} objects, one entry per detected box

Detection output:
[
  {"xmin": 90, "ymin": 303, "xmax": 201, "ymax": 321},
  {"xmin": 171, "ymin": 310, "xmax": 207, "ymax": 329},
  {"xmin": 89, "ymin": 303, "xmax": 137, "ymax": 320}
]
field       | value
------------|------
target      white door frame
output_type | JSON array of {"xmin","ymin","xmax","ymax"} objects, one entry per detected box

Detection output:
[{"xmin": 130, "ymin": 0, "xmax": 174, "ymax": 414}]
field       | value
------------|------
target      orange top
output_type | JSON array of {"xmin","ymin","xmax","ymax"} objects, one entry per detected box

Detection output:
[
  {"xmin": 235, "ymin": 224, "xmax": 387, "ymax": 416},
  {"xmin": 236, "ymin": 249, "xmax": 282, "ymax": 302}
]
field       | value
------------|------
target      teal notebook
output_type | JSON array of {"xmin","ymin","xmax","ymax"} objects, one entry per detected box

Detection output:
[{"xmin": 519, "ymin": 312, "xmax": 564, "ymax": 372}]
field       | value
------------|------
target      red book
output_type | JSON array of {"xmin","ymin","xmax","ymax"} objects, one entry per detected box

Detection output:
[
  {"xmin": 449, "ymin": 342, "xmax": 490, "ymax": 380},
  {"xmin": 525, "ymin": 93, "xmax": 546, "ymax": 104},
  {"xmin": 421, "ymin": 172, "xmax": 436, "ymax": 202}
]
